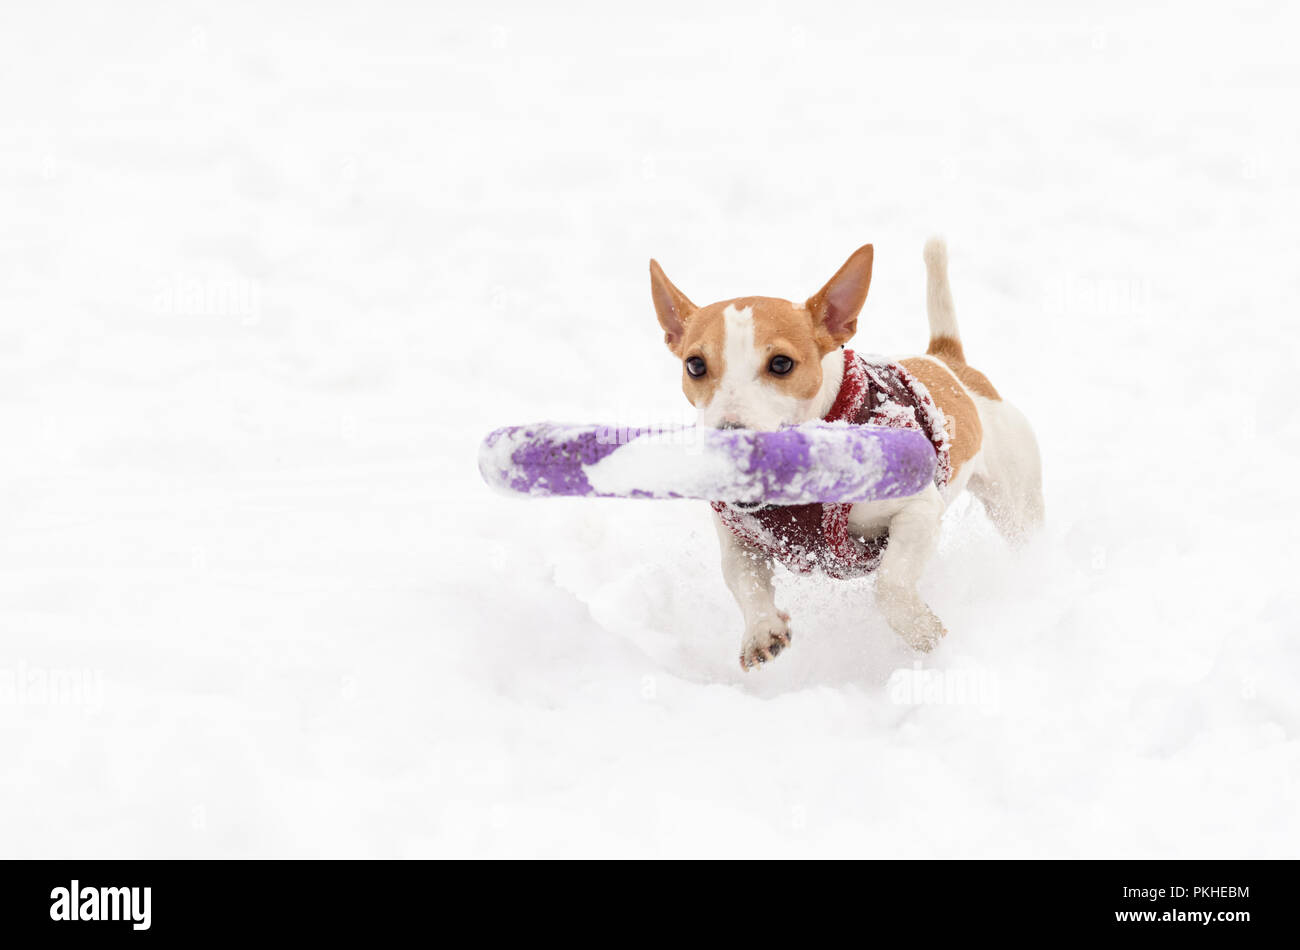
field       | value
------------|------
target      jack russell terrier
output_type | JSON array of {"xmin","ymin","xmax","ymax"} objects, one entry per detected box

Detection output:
[{"xmin": 649, "ymin": 239, "xmax": 1043, "ymax": 670}]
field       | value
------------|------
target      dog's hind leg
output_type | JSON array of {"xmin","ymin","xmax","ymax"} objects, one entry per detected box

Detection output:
[{"xmin": 967, "ymin": 395, "xmax": 1044, "ymax": 546}]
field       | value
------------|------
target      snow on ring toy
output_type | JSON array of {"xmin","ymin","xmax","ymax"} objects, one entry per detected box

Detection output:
[{"xmin": 478, "ymin": 422, "xmax": 936, "ymax": 506}]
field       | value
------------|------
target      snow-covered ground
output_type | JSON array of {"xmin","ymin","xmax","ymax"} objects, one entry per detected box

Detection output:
[{"xmin": 2, "ymin": 1, "xmax": 1298, "ymax": 857}]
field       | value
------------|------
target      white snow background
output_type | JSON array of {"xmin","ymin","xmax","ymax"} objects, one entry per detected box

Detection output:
[{"xmin": 2, "ymin": 0, "xmax": 1298, "ymax": 857}]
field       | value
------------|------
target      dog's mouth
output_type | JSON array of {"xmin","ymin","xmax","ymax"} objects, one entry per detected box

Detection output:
[{"xmin": 712, "ymin": 423, "xmax": 776, "ymax": 510}]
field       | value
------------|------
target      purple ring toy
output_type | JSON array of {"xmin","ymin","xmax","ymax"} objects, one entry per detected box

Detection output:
[{"xmin": 478, "ymin": 422, "xmax": 936, "ymax": 505}]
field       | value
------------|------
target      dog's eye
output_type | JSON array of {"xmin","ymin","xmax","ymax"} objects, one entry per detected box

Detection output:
[
  {"xmin": 768, "ymin": 355, "xmax": 794, "ymax": 376},
  {"xmin": 685, "ymin": 356, "xmax": 707, "ymax": 378}
]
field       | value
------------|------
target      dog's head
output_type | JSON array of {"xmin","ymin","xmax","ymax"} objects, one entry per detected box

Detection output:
[{"xmin": 650, "ymin": 245, "xmax": 873, "ymax": 430}]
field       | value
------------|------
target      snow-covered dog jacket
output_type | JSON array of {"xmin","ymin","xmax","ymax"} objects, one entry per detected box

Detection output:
[{"xmin": 711, "ymin": 349, "xmax": 951, "ymax": 579}]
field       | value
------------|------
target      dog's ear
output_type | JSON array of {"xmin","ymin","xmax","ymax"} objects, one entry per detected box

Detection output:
[
  {"xmin": 807, "ymin": 244, "xmax": 873, "ymax": 351},
  {"xmin": 649, "ymin": 259, "xmax": 697, "ymax": 354}
]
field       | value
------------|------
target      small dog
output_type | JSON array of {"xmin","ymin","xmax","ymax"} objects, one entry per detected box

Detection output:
[{"xmin": 650, "ymin": 240, "xmax": 1043, "ymax": 670}]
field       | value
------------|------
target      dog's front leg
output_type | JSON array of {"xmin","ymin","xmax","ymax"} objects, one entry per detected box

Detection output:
[
  {"xmin": 713, "ymin": 513, "xmax": 791, "ymax": 671},
  {"xmin": 852, "ymin": 484, "xmax": 947, "ymax": 652}
]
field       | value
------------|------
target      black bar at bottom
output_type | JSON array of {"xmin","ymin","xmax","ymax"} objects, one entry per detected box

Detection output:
[{"xmin": 0, "ymin": 859, "xmax": 1284, "ymax": 939}]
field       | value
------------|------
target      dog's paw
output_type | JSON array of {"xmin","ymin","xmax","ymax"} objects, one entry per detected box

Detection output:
[
  {"xmin": 739, "ymin": 615, "xmax": 792, "ymax": 671},
  {"xmin": 895, "ymin": 605, "xmax": 947, "ymax": 653},
  {"xmin": 878, "ymin": 588, "xmax": 947, "ymax": 653}
]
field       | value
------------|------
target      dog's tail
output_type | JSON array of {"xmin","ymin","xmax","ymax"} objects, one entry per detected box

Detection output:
[{"xmin": 923, "ymin": 237, "xmax": 965, "ymax": 364}]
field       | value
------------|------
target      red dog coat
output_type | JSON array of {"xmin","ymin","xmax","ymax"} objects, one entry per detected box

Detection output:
[{"xmin": 711, "ymin": 349, "xmax": 951, "ymax": 579}]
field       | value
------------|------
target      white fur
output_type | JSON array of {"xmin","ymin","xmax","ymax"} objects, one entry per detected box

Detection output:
[
  {"xmin": 810, "ymin": 347, "xmax": 845, "ymax": 420},
  {"xmin": 965, "ymin": 393, "xmax": 1044, "ymax": 543},
  {"xmin": 924, "ymin": 238, "xmax": 959, "ymax": 342}
]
